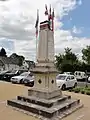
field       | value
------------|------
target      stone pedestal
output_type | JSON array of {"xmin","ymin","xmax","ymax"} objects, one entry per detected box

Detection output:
[{"xmin": 28, "ymin": 21, "xmax": 62, "ymax": 100}]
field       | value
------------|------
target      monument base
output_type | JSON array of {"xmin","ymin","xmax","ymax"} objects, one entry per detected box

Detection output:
[
  {"xmin": 28, "ymin": 87, "xmax": 62, "ymax": 99},
  {"xmin": 7, "ymin": 93, "xmax": 83, "ymax": 120}
]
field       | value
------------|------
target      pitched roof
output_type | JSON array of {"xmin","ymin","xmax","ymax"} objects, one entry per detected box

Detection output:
[{"xmin": 0, "ymin": 57, "xmax": 19, "ymax": 65}]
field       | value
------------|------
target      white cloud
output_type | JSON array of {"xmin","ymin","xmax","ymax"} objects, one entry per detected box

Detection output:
[
  {"xmin": 0, "ymin": 38, "xmax": 15, "ymax": 55},
  {"xmin": 0, "ymin": 0, "xmax": 88, "ymax": 61},
  {"xmin": 55, "ymin": 35, "xmax": 90, "ymax": 60},
  {"xmin": 0, "ymin": 0, "xmax": 77, "ymax": 40},
  {"xmin": 72, "ymin": 26, "xmax": 82, "ymax": 34}
]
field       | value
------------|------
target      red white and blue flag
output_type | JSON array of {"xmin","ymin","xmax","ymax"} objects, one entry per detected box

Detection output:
[{"xmin": 44, "ymin": 4, "xmax": 55, "ymax": 31}]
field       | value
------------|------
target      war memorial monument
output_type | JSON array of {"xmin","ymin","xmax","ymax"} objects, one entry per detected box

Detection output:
[{"xmin": 7, "ymin": 6, "xmax": 83, "ymax": 120}]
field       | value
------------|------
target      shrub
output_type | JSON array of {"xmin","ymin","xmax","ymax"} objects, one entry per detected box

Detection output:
[
  {"xmin": 73, "ymin": 87, "xmax": 80, "ymax": 93},
  {"xmin": 74, "ymin": 89, "xmax": 80, "ymax": 93},
  {"xmin": 69, "ymin": 89, "xmax": 73, "ymax": 92},
  {"xmin": 86, "ymin": 91, "xmax": 90, "ymax": 95},
  {"xmin": 85, "ymin": 87, "xmax": 90, "ymax": 91},
  {"xmin": 69, "ymin": 87, "xmax": 90, "ymax": 95},
  {"xmin": 81, "ymin": 89, "xmax": 85, "ymax": 94}
]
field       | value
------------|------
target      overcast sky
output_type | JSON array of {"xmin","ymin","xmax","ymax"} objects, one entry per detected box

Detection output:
[{"xmin": 0, "ymin": 0, "xmax": 89, "ymax": 61}]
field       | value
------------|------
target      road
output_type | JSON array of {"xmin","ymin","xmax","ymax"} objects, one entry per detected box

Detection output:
[
  {"xmin": 0, "ymin": 82, "xmax": 90, "ymax": 120},
  {"xmin": 1, "ymin": 79, "xmax": 90, "ymax": 88},
  {"xmin": 78, "ymin": 81, "xmax": 90, "ymax": 87}
]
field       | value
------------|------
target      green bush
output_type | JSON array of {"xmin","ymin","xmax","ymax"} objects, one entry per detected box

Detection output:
[
  {"xmin": 69, "ymin": 87, "xmax": 90, "ymax": 95},
  {"xmin": 73, "ymin": 87, "xmax": 80, "ymax": 93},
  {"xmin": 86, "ymin": 91, "xmax": 90, "ymax": 95},
  {"xmin": 85, "ymin": 87, "xmax": 90, "ymax": 91},
  {"xmin": 79, "ymin": 87, "xmax": 84, "ymax": 92},
  {"xmin": 81, "ymin": 89, "xmax": 85, "ymax": 94},
  {"xmin": 69, "ymin": 89, "xmax": 73, "ymax": 92}
]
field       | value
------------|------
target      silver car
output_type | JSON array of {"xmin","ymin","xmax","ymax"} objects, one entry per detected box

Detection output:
[{"xmin": 11, "ymin": 72, "xmax": 30, "ymax": 84}]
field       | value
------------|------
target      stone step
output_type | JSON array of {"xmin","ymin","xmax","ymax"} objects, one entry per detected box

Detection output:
[
  {"xmin": 7, "ymin": 98, "xmax": 80, "ymax": 119},
  {"xmin": 17, "ymin": 95, "xmax": 71, "ymax": 108},
  {"xmin": 57, "ymin": 103, "xmax": 83, "ymax": 120}
]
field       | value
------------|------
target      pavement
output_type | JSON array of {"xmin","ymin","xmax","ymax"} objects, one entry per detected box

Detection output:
[
  {"xmin": 63, "ymin": 91, "xmax": 90, "ymax": 120},
  {"xmin": 0, "ymin": 81, "xmax": 90, "ymax": 120}
]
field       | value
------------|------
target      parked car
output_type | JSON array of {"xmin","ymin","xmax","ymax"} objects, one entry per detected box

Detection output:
[
  {"xmin": 85, "ymin": 72, "xmax": 90, "ymax": 78},
  {"xmin": 88, "ymin": 77, "xmax": 90, "ymax": 82},
  {"xmin": 23, "ymin": 73, "xmax": 34, "ymax": 87},
  {"xmin": 2, "ymin": 69, "xmax": 28, "ymax": 82},
  {"xmin": 0, "ymin": 70, "xmax": 11, "ymax": 80},
  {"xmin": 56, "ymin": 74, "xmax": 77, "ymax": 90},
  {"xmin": 63, "ymin": 72, "xmax": 73, "ymax": 75},
  {"xmin": 74, "ymin": 71, "xmax": 87, "ymax": 81},
  {"xmin": 11, "ymin": 72, "xmax": 31, "ymax": 84}
]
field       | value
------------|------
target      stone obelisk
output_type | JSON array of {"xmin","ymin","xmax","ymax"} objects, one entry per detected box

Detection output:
[
  {"xmin": 28, "ymin": 20, "xmax": 62, "ymax": 99},
  {"xmin": 7, "ymin": 7, "xmax": 83, "ymax": 120}
]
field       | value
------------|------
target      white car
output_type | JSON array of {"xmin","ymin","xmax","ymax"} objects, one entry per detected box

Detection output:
[
  {"xmin": 11, "ymin": 72, "xmax": 31, "ymax": 84},
  {"xmin": 56, "ymin": 74, "xmax": 77, "ymax": 90},
  {"xmin": 88, "ymin": 77, "xmax": 90, "ymax": 82},
  {"xmin": 63, "ymin": 72, "xmax": 73, "ymax": 75},
  {"xmin": 74, "ymin": 71, "xmax": 87, "ymax": 81}
]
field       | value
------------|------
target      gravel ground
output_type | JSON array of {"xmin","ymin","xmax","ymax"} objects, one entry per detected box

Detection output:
[{"xmin": 0, "ymin": 81, "xmax": 90, "ymax": 120}]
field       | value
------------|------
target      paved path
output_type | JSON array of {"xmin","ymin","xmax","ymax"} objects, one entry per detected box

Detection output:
[
  {"xmin": 63, "ymin": 91, "xmax": 90, "ymax": 120},
  {"xmin": 0, "ymin": 82, "xmax": 90, "ymax": 120}
]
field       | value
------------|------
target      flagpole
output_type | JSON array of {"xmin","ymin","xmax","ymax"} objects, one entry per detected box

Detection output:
[
  {"xmin": 35, "ymin": 9, "xmax": 39, "ymax": 62},
  {"xmin": 36, "ymin": 35, "xmax": 37, "ymax": 62}
]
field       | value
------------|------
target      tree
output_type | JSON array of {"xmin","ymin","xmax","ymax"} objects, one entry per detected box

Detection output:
[
  {"xmin": 63, "ymin": 47, "xmax": 78, "ymax": 64},
  {"xmin": 18, "ymin": 55, "xmax": 25, "ymax": 66},
  {"xmin": 10, "ymin": 53, "xmax": 25, "ymax": 66},
  {"xmin": 55, "ymin": 53, "xmax": 64, "ymax": 71},
  {"xmin": 55, "ymin": 47, "xmax": 78, "ymax": 72},
  {"xmin": 10, "ymin": 53, "xmax": 18, "ymax": 58},
  {"xmin": 0, "ymin": 48, "xmax": 7, "ymax": 57},
  {"xmin": 82, "ymin": 46, "xmax": 90, "ymax": 64}
]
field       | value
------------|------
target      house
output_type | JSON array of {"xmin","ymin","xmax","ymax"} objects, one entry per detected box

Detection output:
[
  {"xmin": 0, "ymin": 57, "xmax": 19, "ymax": 71},
  {"xmin": 0, "ymin": 60, "xmax": 4, "ymax": 71},
  {"xmin": 26, "ymin": 60, "xmax": 35, "ymax": 69},
  {"xmin": 22, "ymin": 60, "xmax": 35, "ymax": 70}
]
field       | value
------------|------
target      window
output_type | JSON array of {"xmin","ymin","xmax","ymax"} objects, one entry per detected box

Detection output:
[
  {"xmin": 78, "ymin": 72, "xmax": 81, "ymax": 75},
  {"xmin": 84, "ymin": 73, "xmax": 86, "ymax": 76},
  {"xmin": 71, "ymin": 76, "xmax": 74, "ymax": 79},
  {"xmin": 56, "ymin": 75, "xmax": 67, "ymax": 80},
  {"xmin": 67, "ymin": 76, "xmax": 71, "ymax": 80},
  {"xmin": 20, "ymin": 72, "xmax": 29, "ymax": 76}
]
